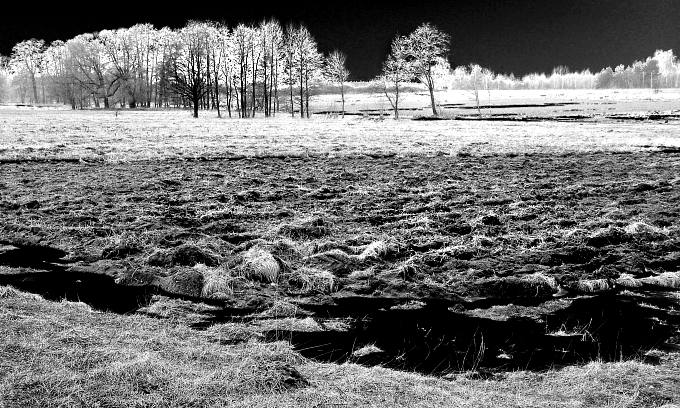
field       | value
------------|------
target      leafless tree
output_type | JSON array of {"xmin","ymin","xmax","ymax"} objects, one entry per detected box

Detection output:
[
  {"xmin": 232, "ymin": 24, "xmax": 254, "ymax": 118},
  {"xmin": 258, "ymin": 20, "xmax": 281, "ymax": 117},
  {"xmin": 324, "ymin": 50, "xmax": 350, "ymax": 117},
  {"xmin": 295, "ymin": 26, "xmax": 322, "ymax": 118},
  {"xmin": 0, "ymin": 55, "xmax": 10, "ymax": 102},
  {"xmin": 283, "ymin": 24, "xmax": 298, "ymax": 117},
  {"xmin": 171, "ymin": 22, "xmax": 211, "ymax": 118},
  {"xmin": 10, "ymin": 39, "xmax": 45, "ymax": 104},
  {"xmin": 405, "ymin": 23, "xmax": 451, "ymax": 116},
  {"xmin": 380, "ymin": 36, "xmax": 411, "ymax": 120}
]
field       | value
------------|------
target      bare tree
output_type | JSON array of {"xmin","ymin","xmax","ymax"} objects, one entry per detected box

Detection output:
[
  {"xmin": 324, "ymin": 50, "xmax": 350, "ymax": 117},
  {"xmin": 170, "ymin": 22, "xmax": 210, "ymax": 118},
  {"xmin": 218, "ymin": 26, "xmax": 236, "ymax": 117},
  {"xmin": 205, "ymin": 23, "xmax": 223, "ymax": 117},
  {"xmin": 259, "ymin": 20, "xmax": 283, "ymax": 117},
  {"xmin": 283, "ymin": 24, "xmax": 298, "ymax": 117},
  {"xmin": 0, "ymin": 55, "xmax": 10, "ymax": 102},
  {"xmin": 232, "ymin": 24, "xmax": 254, "ymax": 118},
  {"xmin": 41, "ymin": 41, "xmax": 80, "ymax": 108},
  {"xmin": 65, "ymin": 34, "xmax": 122, "ymax": 108},
  {"xmin": 469, "ymin": 64, "xmax": 483, "ymax": 117},
  {"xmin": 10, "ymin": 39, "xmax": 45, "ymax": 104},
  {"xmin": 405, "ymin": 23, "xmax": 451, "ymax": 116},
  {"xmin": 380, "ymin": 35, "xmax": 411, "ymax": 120},
  {"xmin": 294, "ymin": 26, "xmax": 322, "ymax": 118}
]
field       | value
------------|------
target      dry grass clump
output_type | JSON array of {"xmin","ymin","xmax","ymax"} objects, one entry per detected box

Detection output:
[
  {"xmin": 233, "ymin": 344, "xmax": 308, "ymax": 393},
  {"xmin": 255, "ymin": 317, "xmax": 323, "ymax": 332},
  {"xmin": 568, "ymin": 278, "xmax": 612, "ymax": 293},
  {"xmin": 258, "ymin": 299, "xmax": 300, "ymax": 318},
  {"xmin": 348, "ymin": 266, "xmax": 377, "ymax": 280},
  {"xmin": 304, "ymin": 239, "xmax": 399, "ymax": 276},
  {"xmin": 465, "ymin": 299, "xmax": 573, "ymax": 322},
  {"xmin": 101, "ymin": 230, "xmax": 148, "ymax": 259},
  {"xmin": 265, "ymin": 238, "xmax": 303, "ymax": 263},
  {"xmin": 471, "ymin": 235, "xmax": 495, "ymax": 248},
  {"xmin": 352, "ymin": 344, "xmax": 384, "ymax": 358},
  {"xmin": 199, "ymin": 264, "xmax": 240, "ymax": 299},
  {"xmin": 138, "ymin": 295, "xmax": 221, "ymax": 326},
  {"xmin": 497, "ymin": 272, "xmax": 559, "ymax": 298},
  {"xmin": 624, "ymin": 221, "xmax": 668, "ymax": 240},
  {"xmin": 616, "ymin": 273, "xmax": 643, "ymax": 289},
  {"xmin": 277, "ymin": 216, "xmax": 330, "ymax": 239},
  {"xmin": 586, "ymin": 226, "xmax": 629, "ymax": 247},
  {"xmin": 305, "ymin": 248, "xmax": 362, "ymax": 275},
  {"xmin": 358, "ymin": 240, "xmax": 389, "ymax": 260},
  {"xmin": 355, "ymin": 238, "xmax": 401, "ymax": 261},
  {"xmin": 521, "ymin": 272, "xmax": 559, "ymax": 291},
  {"xmin": 639, "ymin": 272, "xmax": 680, "ymax": 289},
  {"xmin": 148, "ymin": 243, "xmax": 221, "ymax": 267},
  {"xmin": 238, "ymin": 246, "xmax": 280, "ymax": 283},
  {"xmin": 391, "ymin": 260, "xmax": 420, "ymax": 281},
  {"xmin": 197, "ymin": 206, "xmax": 235, "ymax": 222},
  {"xmin": 306, "ymin": 239, "xmax": 353, "ymax": 255},
  {"xmin": 287, "ymin": 266, "xmax": 336, "ymax": 294},
  {"xmin": 157, "ymin": 268, "xmax": 205, "ymax": 297},
  {"xmin": 562, "ymin": 227, "xmax": 590, "ymax": 242}
]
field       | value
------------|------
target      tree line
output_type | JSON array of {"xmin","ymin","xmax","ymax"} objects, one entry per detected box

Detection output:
[
  {"xmin": 2, "ymin": 19, "xmax": 679, "ymax": 118},
  {"xmin": 443, "ymin": 50, "xmax": 680, "ymax": 93},
  {"xmin": 0, "ymin": 20, "xmax": 449, "ymax": 118}
]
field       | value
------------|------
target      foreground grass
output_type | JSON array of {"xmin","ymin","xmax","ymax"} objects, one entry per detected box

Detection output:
[{"xmin": 1, "ymin": 286, "xmax": 678, "ymax": 408}]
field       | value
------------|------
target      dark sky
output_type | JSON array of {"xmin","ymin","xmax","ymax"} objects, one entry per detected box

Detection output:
[{"xmin": 2, "ymin": 0, "xmax": 679, "ymax": 80}]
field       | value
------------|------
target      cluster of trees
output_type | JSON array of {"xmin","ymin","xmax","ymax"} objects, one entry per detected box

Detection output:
[
  {"xmin": 443, "ymin": 50, "xmax": 680, "ymax": 92},
  {"xmin": 1, "ymin": 20, "xmax": 451, "ymax": 118},
  {"xmin": 0, "ymin": 20, "xmax": 353, "ymax": 118},
  {"xmin": 379, "ymin": 23, "xmax": 451, "ymax": 118},
  {"xmin": 2, "ymin": 18, "xmax": 679, "ymax": 119},
  {"xmin": 593, "ymin": 50, "xmax": 680, "ymax": 89}
]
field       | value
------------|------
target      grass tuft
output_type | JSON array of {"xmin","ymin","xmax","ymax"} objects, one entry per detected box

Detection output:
[{"xmin": 239, "ymin": 246, "xmax": 280, "ymax": 283}]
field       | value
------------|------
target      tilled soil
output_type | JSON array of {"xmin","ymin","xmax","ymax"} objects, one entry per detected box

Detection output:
[{"xmin": 1, "ymin": 151, "xmax": 679, "ymax": 374}]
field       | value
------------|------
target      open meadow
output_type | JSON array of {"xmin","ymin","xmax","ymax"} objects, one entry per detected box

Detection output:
[{"xmin": 1, "ymin": 89, "xmax": 680, "ymax": 407}]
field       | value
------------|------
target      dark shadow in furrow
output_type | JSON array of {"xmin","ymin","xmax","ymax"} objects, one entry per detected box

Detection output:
[
  {"xmin": 2, "ymin": 243, "xmax": 677, "ymax": 376},
  {"xmin": 263, "ymin": 295, "xmax": 679, "ymax": 375},
  {"xmin": 0, "ymin": 270, "xmax": 154, "ymax": 314},
  {"xmin": 0, "ymin": 245, "xmax": 153, "ymax": 313}
]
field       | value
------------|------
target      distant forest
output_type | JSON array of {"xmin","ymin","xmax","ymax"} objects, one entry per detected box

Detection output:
[{"xmin": 1, "ymin": 19, "xmax": 678, "ymax": 117}]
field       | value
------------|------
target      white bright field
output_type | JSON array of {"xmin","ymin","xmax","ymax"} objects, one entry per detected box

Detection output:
[
  {"xmin": 314, "ymin": 88, "xmax": 680, "ymax": 115},
  {"xmin": 1, "ymin": 89, "xmax": 679, "ymax": 162}
]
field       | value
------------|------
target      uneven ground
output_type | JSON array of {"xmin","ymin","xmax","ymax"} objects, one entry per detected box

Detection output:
[{"xmin": 1, "ymin": 90, "xmax": 680, "ymax": 406}]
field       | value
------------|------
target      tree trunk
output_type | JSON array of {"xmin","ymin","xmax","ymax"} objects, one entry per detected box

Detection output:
[
  {"xmin": 395, "ymin": 83, "xmax": 399, "ymax": 120},
  {"xmin": 289, "ymin": 79, "xmax": 294, "ymax": 118},
  {"xmin": 215, "ymin": 72, "xmax": 221, "ymax": 118},
  {"xmin": 299, "ymin": 64, "xmax": 304, "ymax": 118},
  {"xmin": 305, "ymin": 71, "xmax": 310, "ymax": 119},
  {"xmin": 30, "ymin": 72, "xmax": 38, "ymax": 104},
  {"xmin": 340, "ymin": 82, "xmax": 345, "ymax": 118},
  {"xmin": 263, "ymin": 60, "xmax": 268, "ymax": 117},
  {"xmin": 193, "ymin": 97, "xmax": 199, "ymax": 118},
  {"xmin": 429, "ymin": 84, "xmax": 437, "ymax": 116}
]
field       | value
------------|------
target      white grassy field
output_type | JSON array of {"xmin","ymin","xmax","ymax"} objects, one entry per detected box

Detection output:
[
  {"xmin": 314, "ymin": 87, "xmax": 680, "ymax": 116},
  {"xmin": 1, "ymin": 88, "xmax": 679, "ymax": 162}
]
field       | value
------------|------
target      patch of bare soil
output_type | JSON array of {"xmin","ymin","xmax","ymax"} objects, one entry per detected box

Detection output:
[{"xmin": 1, "ymin": 151, "xmax": 679, "ymax": 374}]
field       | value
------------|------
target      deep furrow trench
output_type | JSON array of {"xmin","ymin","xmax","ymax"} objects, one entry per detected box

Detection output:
[{"xmin": 1, "ymin": 243, "xmax": 678, "ymax": 377}]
